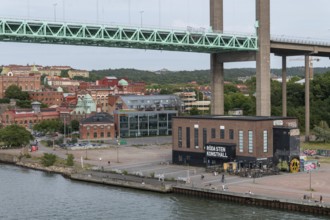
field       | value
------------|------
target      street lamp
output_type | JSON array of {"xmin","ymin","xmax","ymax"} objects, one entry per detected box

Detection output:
[
  {"xmin": 116, "ymin": 138, "xmax": 120, "ymax": 163},
  {"xmin": 53, "ymin": 3, "xmax": 57, "ymax": 22},
  {"xmin": 86, "ymin": 127, "xmax": 90, "ymax": 159},
  {"xmin": 139, "ymin": 10, "xmax": 144, "ymax": 27}
]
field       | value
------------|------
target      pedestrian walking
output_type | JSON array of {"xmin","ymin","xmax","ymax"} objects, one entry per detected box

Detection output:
[
  {"xmin": 221, "ymin": 174, "xmax": 225, "ymax": 183},
  {"xmin": 108, "ymin": 161, "xmax": 111, "ymax": 166},
  {"xmin": 320, "ymin": 195, "xmax": 323, "ymax": 203},
  {"xmin": 201, "ymin": 174, "xmax": 204, "ymax": 180}
]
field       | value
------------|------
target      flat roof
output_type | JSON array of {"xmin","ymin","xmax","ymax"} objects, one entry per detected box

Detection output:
[{"xmin": 173, "ymin": 115, "xmax": 297, "ymax": 121}]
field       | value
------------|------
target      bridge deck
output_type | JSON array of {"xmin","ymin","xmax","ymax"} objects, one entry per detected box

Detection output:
[
  {"xmin": 271, "ymin": 37, "xmax": 330, "ymax": 57},
  {"xmin": 0, "ymin": 19, "xmax": 258, "ymax": 53}
]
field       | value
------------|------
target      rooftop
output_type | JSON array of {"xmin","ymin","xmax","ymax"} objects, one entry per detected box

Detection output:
[
  {"xmin": 174, "ymin": 115, "xmax": 297, "ymax": 121},
  {"xmin": 81, "ymin": 112, "xmax": 114, "ymax": 124}
]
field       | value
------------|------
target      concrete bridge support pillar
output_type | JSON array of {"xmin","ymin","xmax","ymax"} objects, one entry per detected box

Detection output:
[
  {"xmin": 282, "ymin": 56, "xmax": 287, "ymax": 117},
  {"xmin": 211, "ymin": 55, "xmax": 224, "ymax": 115},
  {"xmin": 256, "ymin": 0, "xmax": 271, "ymax": 116},
  {"xmin": 210, "ymin": 0, "xmax": 224, "ymax": 115},
  {"xmin": 305, "ymin": 55, "xmax": 310, "ymax": 142}
]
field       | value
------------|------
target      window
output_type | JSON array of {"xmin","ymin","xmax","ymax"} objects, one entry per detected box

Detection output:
[
  {"xmin": 211, "ymin": 128, "xmax": 216, "ymax": 139},
  {"xmin": 263, "ymin": 130, "xmax": 268, "ymax": 153},
  {"xmin": 248, "ymin": 130, "xmax": 253, "ymax": 153},
  {"xmin": 94, "ymin": 132, "xmax": 97, "ymax": 138},
  {"xmin": 194, "ymin": 128, "xmax": 199, "ymax": 148},
  {"xmin": 239, "ymin": 130, "xmax": 243, "ymax": 152},
  {"xmin": 186, "ymin": 127, "xmax": 190, "ymax": 148},
  {"xmin": 178, "ymin": 127, "xmax": 182, "ymax": 148},
  {"xmin": 107, "ymin": 132, "xmax": 111, "ymax": 137},
  {"xmin": 101, "ymin": 132, "xmax": 104, "ymax": 138},
  {"xmin": 220, "ymin": 129, "xmax": 225, "ymax": 139},
  {"xmin": 229, "ymin": 129, "xmax": 234, "ymax": 140},
  {"xmin": 203, "ymin": 128, "xmax": 207, "ymax": 147}
]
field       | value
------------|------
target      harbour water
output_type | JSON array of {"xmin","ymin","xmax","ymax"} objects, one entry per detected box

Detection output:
[{"xmin": 0, "ymin": 164, "xmax": 327, "ymax": 220}]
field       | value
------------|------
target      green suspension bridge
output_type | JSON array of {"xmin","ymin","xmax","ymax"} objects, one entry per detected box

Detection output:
[{"xmin": 0, "ymin": 18, "xmax": 258, "ymax": 53}]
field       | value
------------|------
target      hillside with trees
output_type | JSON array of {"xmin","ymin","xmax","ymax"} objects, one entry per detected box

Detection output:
[{"xmin": 89, "ymin": 67, "xmax": 330, "ymax": 85}]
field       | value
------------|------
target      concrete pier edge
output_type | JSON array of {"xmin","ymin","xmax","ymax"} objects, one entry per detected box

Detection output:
[{"xmin": 0, "ymin": 153, "xmax": 329, "ymax": 216}]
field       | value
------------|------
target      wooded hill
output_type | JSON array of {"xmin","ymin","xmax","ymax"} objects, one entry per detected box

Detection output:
[{"xmin": 89, "ymin": 67, "xmax": 330, "ymax": 85}]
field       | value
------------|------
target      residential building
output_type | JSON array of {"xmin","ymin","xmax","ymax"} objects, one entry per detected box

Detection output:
[
  {"xmin": 44, "ymin": 76, "xmax": 80, "ymax": 87},
  {"xmin": 29, "ymin": 91, "xmax": 64, "ymax": 107},
  {"xmin": 1, "ymin": 64, "xmax": 42, "ymax": 76},
  {"xmin": 68, "ymin": 69, "xmax": 89, "ymax": 78},
  {"xmin": 175, "ymin": 92, "xmax": 210, "ymax": 112},
  {"xmin": 172, "ymin": 115, "xmax": 300, "ymax": 171},
  {"xmin": 38, "ymin": 67, "xmax": 62, "ymax": 77}
]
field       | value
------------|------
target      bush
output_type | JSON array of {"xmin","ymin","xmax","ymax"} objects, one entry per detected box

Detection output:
[
  {"xmin": 41, "ymin": 153, "xmax": 57, "ymax": 167},
  {"xmin": 149, "ymin": 172, "xmax": 155, "ymax": 178},
  {"xmin": 55, "ymin": 137, "xmax": 64, "ymax": 145},
  {"xmin": 66, "ymin": 154, "xmax": 74, "ymax": 166},
  {"xmin": 46, "ymin": 140, "xmax": 53, "ymax": 147},
  {"xmin": 70, "ymin": 138, "xmax": 78, "ymax": 144}
]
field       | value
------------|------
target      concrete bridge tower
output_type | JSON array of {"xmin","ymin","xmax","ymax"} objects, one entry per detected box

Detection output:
[{"xmin": 210, "ymin": 0, "xmax": 271, "ymax": 116}]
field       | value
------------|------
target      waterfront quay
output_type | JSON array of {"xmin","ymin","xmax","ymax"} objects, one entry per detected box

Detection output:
[{"xmin": 1, "ymin": 136, "xmax": 330, "ymax": 215}]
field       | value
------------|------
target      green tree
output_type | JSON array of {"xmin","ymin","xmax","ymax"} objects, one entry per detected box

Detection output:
[
  {"xmin": 70, "ymin": 120, "xmax": 80, "ymax": 132},
  {"xmin": 66, "ymin": 154, "xmax": 74, "ymax": 166},
  {"xmin": 225, "ymin": 93, "xmax": 254, "ymax": 115},
  {"xmin": 61, "ymin": 70, "xmax": 70, "ymax": 78},
  {"xmin": 0, "ymin": 98, "xmax": 10, "ymax": 104},
  {"xmin": 0, "ymin": 124, "xmax": 33, "ymax": 148},
  {"xmin": 16, "ymin": 100, "xmax": 32, "ymax": 108},
  {"xmin": 41, "ymin": 153, "xmax": 57, "ymax": 167},
  {"xmin": 313, "ymin": 121, "xmax": 330, "ymax": 142},
  {"xmin": 189, "ymin": 106, "xmax": 200, "ymax": 115},
  {"xmin": 5, "ymin": 85, "xmax": 29, "ymax": 100},
  {"xmin": 33, "ymin": 120, "xmax": 62, "ymax": 134}
]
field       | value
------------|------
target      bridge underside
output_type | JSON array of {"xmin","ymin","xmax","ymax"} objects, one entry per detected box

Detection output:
[{"xmin": 271, "ymin": 42, "xmax": 330, "ymax": 57}]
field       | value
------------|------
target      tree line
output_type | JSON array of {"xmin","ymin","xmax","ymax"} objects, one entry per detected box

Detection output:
[{"xmin": 87, "ymin": 67, "xmax": 330, "ymax": 85}]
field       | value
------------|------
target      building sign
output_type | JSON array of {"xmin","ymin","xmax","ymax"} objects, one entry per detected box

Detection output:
[
  {"xmin": 206, "ymin": 145, "xmax": 228, "ymax": 158},
  {"xmin": 303, "ymin": 160, "xmax": 318, "ymax": 171},
  {"xmin": 287, "ymin": 121, "xmax": 297, "ymax": 128},
  {"xmin": 273, "ymin": 120, "xmax": 283, "ymax": 126},
  {"xmin": 289, "ymin": 129, "xmax": 300, "ymax": 136}
]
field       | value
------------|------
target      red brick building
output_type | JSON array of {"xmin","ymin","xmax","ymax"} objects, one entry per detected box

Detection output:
[
  {"xmin": 96, "ymin": 76, "xmax": 118, "ymax": 87},
  {"xmin": 79, "ymin": 112, "xmax": 116, "ymax": 140},
  {"xmin": 0, "ymin": 73, "xmax": 41, "ymax": 98},
  {"xmin": 1, "ymin": 103, "xmax": 59, "ymax": 128},
  {"xmin": 172, "ymin": 115, "xmax": 300, "ymax": 170},
  {"xmin": 29, "ymin": 91, "xmax": 64, "ymax": 107}
]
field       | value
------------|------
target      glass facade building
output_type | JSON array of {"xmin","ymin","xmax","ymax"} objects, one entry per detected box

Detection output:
[{"xmin": 114, "ymin": 110, "xmax": 177, "ymax": 138}]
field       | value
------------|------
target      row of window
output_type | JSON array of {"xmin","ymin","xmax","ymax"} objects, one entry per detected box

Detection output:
[
  {"xmin": 32, "ymin": 93, "xmax": 60, "ymax": 96},
  {"xmin": 86, "ymin": 132, "xmax": 111, "ymax": 138},
  {"xmin": 178, "ymin": 127, "xmax": 268, "ymax": 153},
  {"xmin": 86, "ymin": 125, "xmax": 112, "ymax": 130}
]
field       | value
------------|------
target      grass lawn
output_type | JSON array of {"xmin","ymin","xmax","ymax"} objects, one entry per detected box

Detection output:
[
  {"xmin": 301, "ymin": 141, "xmax": 330, "ymax": 150},
  {"xmin": 301, "ymin": 141, "xmax": 330, "ymax": 163}
]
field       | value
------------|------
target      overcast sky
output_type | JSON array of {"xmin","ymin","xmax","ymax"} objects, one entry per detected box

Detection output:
[{"xmin": 0, "ymin": 0, "xmax": 330, "ymax": 71}]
